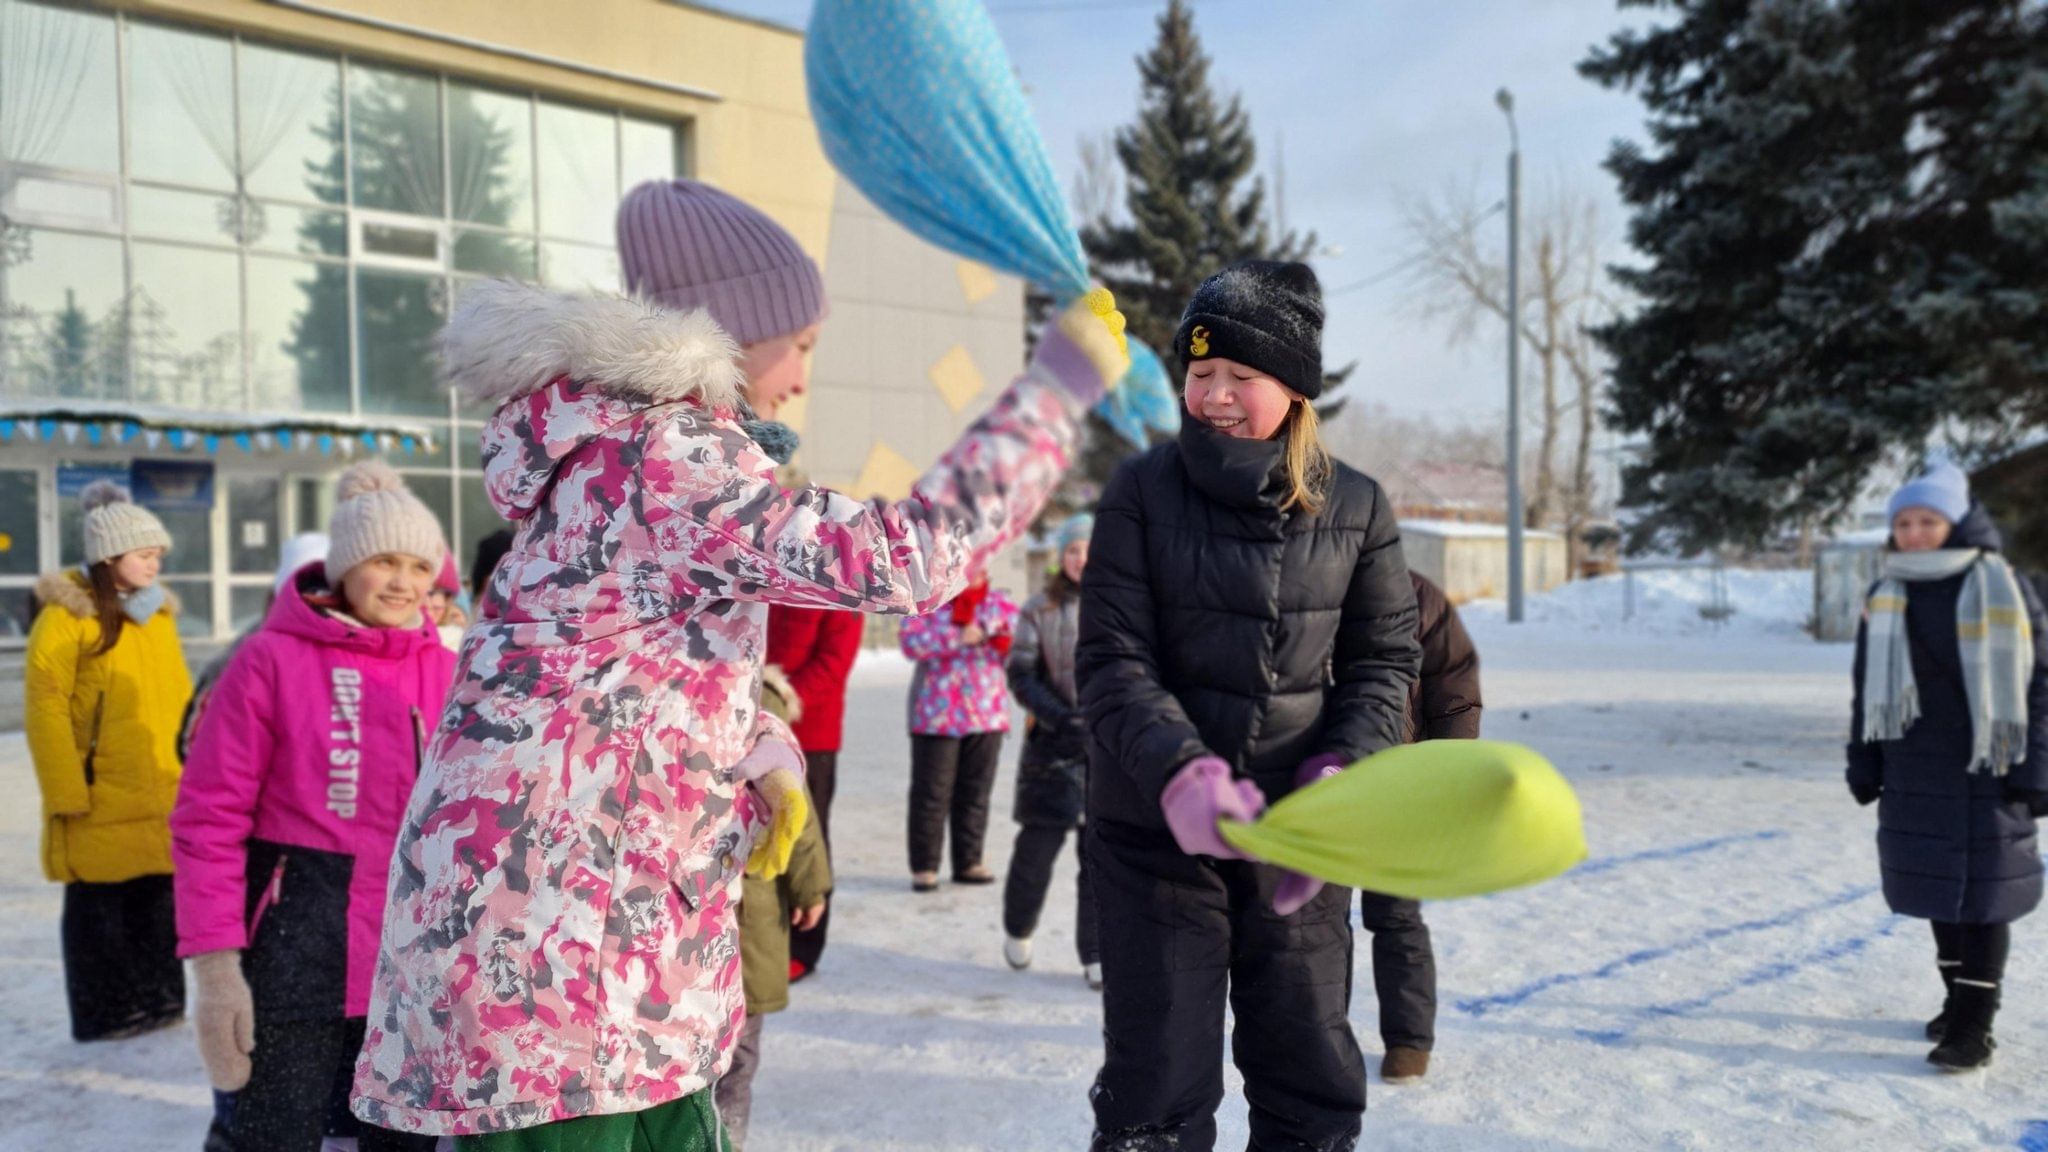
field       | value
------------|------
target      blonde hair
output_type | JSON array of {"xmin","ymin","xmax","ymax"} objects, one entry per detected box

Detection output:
[{"xmin": 1282, "ymin": 400, "xmax": 1334, "ymax": 515}]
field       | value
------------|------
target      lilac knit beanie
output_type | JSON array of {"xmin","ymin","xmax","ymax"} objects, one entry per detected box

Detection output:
[{"xmin": 617, "ymin": 180, "xmax": 829, "ymax": 346}]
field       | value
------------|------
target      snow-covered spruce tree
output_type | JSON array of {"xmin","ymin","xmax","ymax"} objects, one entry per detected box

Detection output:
[
  {"xmin": 1581, "ymin": 0, "xmax": 2048, "ymax": 553},
  {"xmin": 1042, "ymin": 0, "xmax": 1351, "ymax": 523}
]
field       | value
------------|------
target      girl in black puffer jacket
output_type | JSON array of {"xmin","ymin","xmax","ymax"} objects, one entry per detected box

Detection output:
[
  {"xmin": 1848, "ymin": 464, "xmax": 2048, "ymax": 1073},
  {"xmin": 1076, "ymin": 261, "xmax": 1420, "ymax": 1152},
  {"xmin": 1001, "ymin": 513, "xmax": 1100, "ymax": 986}
]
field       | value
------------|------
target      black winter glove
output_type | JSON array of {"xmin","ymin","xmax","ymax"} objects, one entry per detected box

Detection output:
[
  {"xmin": 2005, "ymin": 787, "xmax": 2048, "ymax": 818},
  {"xmin": 1849, "ymin": 779, "xmax": 1881, "ymax": 807}
]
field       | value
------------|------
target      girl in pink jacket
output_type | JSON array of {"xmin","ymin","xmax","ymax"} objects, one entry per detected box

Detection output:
[
  {"xmin": 349, "ymin": 181, "xmax": 1128, "ymax": 1147},
  {"xmin": 173, "ymin": 462, "xmax": 457, "ymax": 1152},
  {"xmin": 900, "ymin": 574, "xmax": 1020, "ymax": 891}
]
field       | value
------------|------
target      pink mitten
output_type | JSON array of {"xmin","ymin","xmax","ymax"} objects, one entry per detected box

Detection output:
[
  {"xmin": 1271, "ymin": 754, "xmax": 1347, "ymax": 915},
  {"xmin": 1161, "ymin": 756, "xmax": 1267, "ymax": 859}
]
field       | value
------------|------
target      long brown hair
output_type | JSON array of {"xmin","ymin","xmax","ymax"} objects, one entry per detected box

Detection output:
[
  {"xmin": 1281, "ymin": 400, "xmax": 1334, "ymax": 515},
  {"xmin": 1042, "ymin": 569, "xmax": 1080, "ymax": 606},
  {"xmin": 87, "ymin": 562, "xmax": 127, "ymax": 657}
]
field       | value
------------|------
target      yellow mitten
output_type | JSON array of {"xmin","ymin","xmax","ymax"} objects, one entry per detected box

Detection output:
[
  {"xmin": 1052, "ymin": 287, "xmax": 1132, "ymax": 390},
  {"xmin": 746, "ymin": 765, "xmax": 811, "ymax": 881}
]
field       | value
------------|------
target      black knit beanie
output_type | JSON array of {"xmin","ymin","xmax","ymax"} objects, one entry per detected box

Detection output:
[{"xmin": 1173, "ymin": 260, "xmax": 1325, "ymax": 400}]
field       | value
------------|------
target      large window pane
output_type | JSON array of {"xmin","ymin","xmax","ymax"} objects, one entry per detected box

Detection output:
[
  {"xmin": 152, "ymin": 504, "xmax": 212, "ymax": 576},
  {"xmin": 247, "ymin": 256, "xmax": 349, "ymax": 413},
  {"xmin": 0, "ymin": 228, "xmax": 126, "ymax": 399},
  {"xmin": 229, "ymin": 583, "xmax": 271, "ymax": 635},
  {"xmin": 0, "ymin": 587, "xmax": 36, "ymax": 642},
  {"xmin": 248, "ymin": 201, "xmax": 347, "ymax": 257},
  {"xmin": 402, "ymin": 472, "xmax": 453, "ymax": 545},
  {"xmin": 129, "ymin": 185, "xmax": 247, "ymax": 247},
  {"xmin": 540, "ymin": 242, "xmax": 619, "ymax": 293},
  {"xmin": 239, "ymin": 42, "xmax": 343, "ymax": 205},
  {"xmin": 126, "ymin": 22, "xmax": 236, "ymax": 190},
  {"xmin": 227, "ymin": 475, "xmax": 281, "ymax": 575},
  {"xmin": 357, "ymin": 268, "xmax": 445, "ymax": 417},
  {"xmin": 350, "ymin": 65, "xmax": 443, "ymax": 218},
  {"xmin": 0, "ymin": 469, "xmax": 41, "ymax": 576},
  {"xmin": 537, "ymin": 101, "xmax": 615, "ymax": 243},
  {"xmin": 164, "ymin": 578, "xmax": 212, "ymax": 638},
  {"xmin": 449, "ymin": 84, "xmax": 533, "ymax": 231},
  {"xmin": 130, "ymin": 242, "xmax": 243, "ymax": 410},
  {"xmin": 0, "ymin": 0, "xmax": 119, "ymax": 174},
  {"xmin": 620, "ymin": 118, "xmax": 678, "ymax": 191},
  {"xmin": 453, "ymin": 229, "xmax": 534, "ymax": 278}
]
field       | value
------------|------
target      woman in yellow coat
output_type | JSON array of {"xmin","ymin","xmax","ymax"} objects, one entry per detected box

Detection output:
[{"xmin": 26, "ymin": 481, "xmax": 193, "ymax": 1041}]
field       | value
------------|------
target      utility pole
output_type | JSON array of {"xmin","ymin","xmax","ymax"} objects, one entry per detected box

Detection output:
[{"xmin": 1497, "ymin": 87, "xmax": 1525, "ymax": 623}]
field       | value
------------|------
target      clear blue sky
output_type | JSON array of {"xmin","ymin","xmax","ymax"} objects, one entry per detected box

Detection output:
[{"xmin": 694, "ymin": 1, "xmax": 1654, "ymax": 421}]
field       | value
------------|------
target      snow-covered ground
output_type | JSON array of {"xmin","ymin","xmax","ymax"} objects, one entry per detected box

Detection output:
[{"xmin": 2, "ymin": 575, "xmax": 2045, "ymax": 1150}]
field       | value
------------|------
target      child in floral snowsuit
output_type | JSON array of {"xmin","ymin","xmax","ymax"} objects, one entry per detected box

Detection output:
[
  {"xmin": 900, "ymin": 576, "xmax": 1019, "ymax": 891},
  {"xmin": 350, "ymin": 181, "xmax": 1127, "ymax": 1148}
]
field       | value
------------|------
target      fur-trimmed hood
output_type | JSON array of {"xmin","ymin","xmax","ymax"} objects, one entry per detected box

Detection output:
[
  {"xmin": 35, "ymin": 570, "xmax": 179, "ymax": 621},
  {"xmin": 442, "ymin": 280, "xmax": 746, "ymax": 411},
  {"xmin": 457, "ymin": 281, "xmax": 757, "ymax": 521}
]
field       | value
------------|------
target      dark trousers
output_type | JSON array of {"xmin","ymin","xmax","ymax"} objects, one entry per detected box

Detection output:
[
  {"xmin": 209, "ymin": 1015, "xmax": 434, "ymax": 1152},
  {"xmin": 60, "ymin": 875, "xmax": 184, "ymax": 1042},
  {"xmin": 1086, "ymin": 822, "xmax": 1364, "ymax": 1152},
  {"xmin": 1931, "ymin": 920, "xmax": 2011, "ymax": 983},
  {"xmin": 1003, "ymin": 823, "xmax": 1100, "ymax": 964},
  {"xmin": 1357, "ymin": 890, "xmax": 1436, "ymax": 1051},
  {"xmin": 907, "ymin": 732, "xmax": 1003, "ymax": 875},
  {"xmin": 789, "ymin": 751, "xmax": 837, "ymax": 970}
]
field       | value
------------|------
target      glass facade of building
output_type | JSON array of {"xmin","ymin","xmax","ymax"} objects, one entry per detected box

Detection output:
[{"xmin": 0, "ymin": 0, "xmax": 683, "ymax": 641}]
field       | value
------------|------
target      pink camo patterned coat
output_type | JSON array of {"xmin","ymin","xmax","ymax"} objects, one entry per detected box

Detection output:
[
  {"xmin": 900, "ymin": 591, "xmax": 1020, "ymax": 736},
  {"xmin": 351, "ymin": 282, "xmax": 1096, "ymax": 1135}
]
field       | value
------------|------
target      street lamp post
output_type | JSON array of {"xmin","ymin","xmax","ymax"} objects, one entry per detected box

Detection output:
[{"xmin": 1496, "ymin": 87, "xmax": 1525, "ymax": 624}]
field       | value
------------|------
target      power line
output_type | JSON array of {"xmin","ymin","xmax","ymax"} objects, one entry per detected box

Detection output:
[
  {"xmin": 986, "ymin": 0, "xmax": 1224, "ymax": 13},
  {"xmin": 1323, "ymin": 201, "xmax": 1505, "ymax": 298}
]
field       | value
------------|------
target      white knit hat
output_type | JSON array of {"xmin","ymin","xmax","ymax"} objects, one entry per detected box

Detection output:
[
  {"xmin": 324, "ymin": 462, "xmax": 447, "ymax": 583},
  {"xmin": 275, "ymin": 532, "xmax": 330, "ymax": 591},
  {"xmin": 81, "ymin": 481, "xmax": 173, "ymax": 566}
]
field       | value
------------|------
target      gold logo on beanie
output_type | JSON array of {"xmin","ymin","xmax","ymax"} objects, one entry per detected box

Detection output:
[{"xmin": 1189, "ymin": 326, "xmax": 1210, "ymax": 357}]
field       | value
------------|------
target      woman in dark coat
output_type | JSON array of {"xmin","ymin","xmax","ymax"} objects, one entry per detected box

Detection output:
[
  {"xmin": 1848, "ymin": 464, "xmax": 2048, "ymax": 1072},
  {"xmin": 1000, "ymin": 513, "xmax": 1100, "ymax": 986},
  {"xmin": 1077, "ymin": 261, "xmax": 1420, "ymax": 1151},
  {"xmin": 1359, "ymin": 571, "xmax": 1483, "ymax": 1086}
]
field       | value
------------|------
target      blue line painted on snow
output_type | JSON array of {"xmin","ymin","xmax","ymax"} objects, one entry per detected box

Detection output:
[
  {"xmin": 2017, "ymin": 1120, "xmax": 2048, "ymax": 1152},
  {"xmin": 1455, "ymin": 882, "xmax": 1878, "ymax": 1018},
  {"xmin": 1575, "ymin": 916, "xmax": 1906, "ymax": 1046},
  {"xmin": 1566, "ymin": 830, "xmax": 1787, "ymax": 879}
]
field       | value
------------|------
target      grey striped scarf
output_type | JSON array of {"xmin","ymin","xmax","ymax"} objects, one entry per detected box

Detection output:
[{"xmin": 1861, "ymin": 548, "xmax": 2033, "ymax": 774}]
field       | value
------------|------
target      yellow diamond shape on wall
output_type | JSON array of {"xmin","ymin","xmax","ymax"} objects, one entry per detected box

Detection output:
[
  {"xmin": 956, "ymin": 260, "xmax": 1000, "ymax": 305},
  {"xmin": 929, "ymin": 345, "xmax": 985, "ymax": 413},
  {"xmin": 852, "ymin": 441, "xmax": 920, "ymax": 502}
]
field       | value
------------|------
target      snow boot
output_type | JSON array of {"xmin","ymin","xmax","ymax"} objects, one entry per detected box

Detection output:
[
  {"xmin": 1004, "ymin": 936, "xmax": 1034, "ymax": 970},
  {"xmin": 1383, "ymin": 1047, "xmax": 1430, "ymax": 1084},
  {"xmin": 912, "ymin": 871, "xmax": 940, "ymax": 892},
  {"xmin": 1927, "ymin": 980, "xmax": 1998, "ymax": 1072},
  {"xmin": 1084, "ymin": 962, "xmax": 1104, "ymax": 991},
  {"xmin": 1927, "ymin": 958, "xmax": 1960, "ymax": 1041},
  {"xmin": 956, "ymin": 865, "xmax": 997, "ymax": 885}
]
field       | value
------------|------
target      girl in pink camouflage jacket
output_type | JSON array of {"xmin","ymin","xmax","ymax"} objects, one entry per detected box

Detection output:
[
  {"xmin": 349, "ymin": 180, "xmax": 1127, "ymax": 1146},
  {"xmin": 900, "ymin": 575, "xmax": 1020, "ymax": 890}
]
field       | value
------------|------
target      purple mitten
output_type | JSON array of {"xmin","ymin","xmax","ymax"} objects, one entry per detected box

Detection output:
[
  {"xmin": 1271, "ymin": 754, "xmax": 1347, "ymax": 915},
  {"xmin": 1161, "ymin": 756, "xmax": 1267, "ymax": 859}
]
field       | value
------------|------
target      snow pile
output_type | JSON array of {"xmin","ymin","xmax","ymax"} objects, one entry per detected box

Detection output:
[{"xmin": 1463, "ymin": 567, "xmax": 1814, "ymax": 638}]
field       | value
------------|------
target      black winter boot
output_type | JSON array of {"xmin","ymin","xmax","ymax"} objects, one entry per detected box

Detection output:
[
  {"xmin": 1927, "ymin": 981, "xmax": 1998, "ymax": 1072},
  {"xmin": 1927, "ymin": 961, "xmax": 1960, "ymax": 1042}
]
